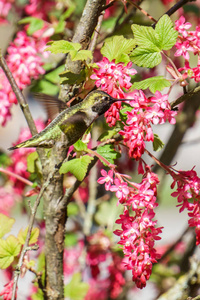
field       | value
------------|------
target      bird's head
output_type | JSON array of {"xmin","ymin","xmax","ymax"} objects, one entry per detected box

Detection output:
[{"xmin": 84, "ymin": 90, "xmax": 128, "ymax": 116}]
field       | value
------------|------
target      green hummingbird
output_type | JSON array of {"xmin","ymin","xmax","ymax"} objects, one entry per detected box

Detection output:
[{"xmin": 8, "ymin": 90, "xmax": 128, "ymax": 150}]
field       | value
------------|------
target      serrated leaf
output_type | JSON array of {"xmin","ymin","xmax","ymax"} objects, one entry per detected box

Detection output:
[
  {"xmin": 97, "ymin": 144, "xmax": 120, "ymax": 166},
  {"xmin": 98, "ymin": 128, "xmax": 118, "ymax": 142},
  {"xmin": 18, "ymin": 227, "xmax": 40, "ymax": 245},
  {"xmin": 59, "ymin": 156, "xmax": 94, "ymax": 181},
  {"xmin": 0, "ymin": 214, "xmax": 15, "ymax": 238},
  {"xmin": 130, "ymin": 47, "xmax": 162, "ymax": 68},
  {"xmin": 132, "ymin": 76, "xmax": 171, "ymax": 93},
  {"xmin": 0, "ymin": 236, "xmax": 21, "ymax": 269},
  {"xmin": 153, "ymin": 134, "xmax": 164, "ymax": 151},
  {"xmin": 19, "ymin": 17, "xmax": 44, "ymax": 35},
  {"xmin": 101, "ymin": 36, "xmax": 135, "ymax": 63},
  {"xmin": 131, "ymin": 24, "xmax": 160, "ymax": 49},
  {"xmin": 46, "ymin": 40, "xmax": 81, "ymax": 54},
  {"xmin": 70, "ymin": 50, "xmax": 93, "ymax": 61},
  {"xmin": 155, "ymin": 15, "xmax": 178, "ymax": 50},
  {"xmin": 64, "ymin": 273, "xmax": 89, "ymax": 300},
  {"xmin": 73, "ymin": 140, "xmax": 88, "ymax": 152},
  {"xmin": 59, "ymin": 69, "xmax": 86, "ymax": 85},
  {"xmin": 27, "ymin": 152, "xmax": 39, "ymax": 173}
]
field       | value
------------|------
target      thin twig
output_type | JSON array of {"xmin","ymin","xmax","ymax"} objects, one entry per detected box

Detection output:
[
  {"xmin": 0, "ymin": 51, "xmax": 37, "ymax": 137},
  {"xmin": 11, "ymin": 172, "xmax": 54, "ymax": 300},
  {"xmin": 165, "ymin": 0, "xmax": 196, "ymax": 17},
  {"xmin": 0, "ymin": 167, "xmax": 33, "ymax": 187},
  {"xmin": 170, "ymin": 85, "xmax": 200, "ymax": 109},
  {"xmin": 127, "ymin": 0, "xmax": 157, "ymax": 23},
  {"xmin": 88, "ymin": 12, "xmax": 105, "ymax": 55}
]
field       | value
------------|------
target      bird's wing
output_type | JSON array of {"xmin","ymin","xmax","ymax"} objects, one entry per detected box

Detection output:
[{"xmin": 33, "ymin": 93, "xmax": 67, "ymax": 121}]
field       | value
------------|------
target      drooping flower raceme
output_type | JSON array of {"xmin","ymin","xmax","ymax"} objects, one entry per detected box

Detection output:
[
  {"xmin": 174, "ymin": 16, "xmax": 200, "ymax": 82},
  {"xmin": 91, "ymin": 57, "xmax": 137, "ymax": 126},
  {"xmin": 98, "ymin": 166, "xmax": 162, "ymax": 289},
  {"xmin": 119, "ymin": 90, "xmax": 177, "ymax": 160}
]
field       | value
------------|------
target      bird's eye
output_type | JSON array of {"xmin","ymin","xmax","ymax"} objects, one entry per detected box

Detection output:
[{"xmin": 103, "ymin": 96, "xmax": 109, "ymax": 101}]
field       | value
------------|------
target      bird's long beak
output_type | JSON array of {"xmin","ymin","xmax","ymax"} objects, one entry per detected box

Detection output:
[{"xmin": 110, "ymin": 96, "xmax": 131, "ymax": 103}]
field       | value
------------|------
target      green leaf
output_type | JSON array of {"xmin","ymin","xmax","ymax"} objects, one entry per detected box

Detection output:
[
  {"xmin": 0, "ymin": 214, "xmax": 15, "ymax": 238},
  {"xmin": 46, "ymin": 40, "xmax": 81, "ymax": 54},
  {"xmin": 70, "ymin": 50, "xmax": 93, "ymax": 61},
  {"xmin": 27, "ymin": 152, "xmax": 39, "ymax": 173},
  {"xmin": 73, "ymin": 140, "xmax": 88, "ymax": 152},
  {"xmin": 153, "ymin": 134, "xmax": 164, "ymax": 151},
  {"xmin": 131, "ymin": 24, "xmax": 160, "ymax": 49},
  {"xmin": 64, "ymin": 233, "xmax": 78, "ymax": 247},
  {"xmin": 64, "ymin": 273, "xmax": 89, "ymax": 300},
  {"xmin": 18, "ymin": 227, "xmax": 40, "ymax": 245},
  {"xmin": 132, "ymin": 76, "xmax": 171, "ymax": 93},
  {"xmin": 155, "ymin": 15, "xmax": 178, "ymax": 50},
  {"xmin": 101, "ymin": 36, "xmax": 135, "ymax": 63},
  {"xmin": 59, "ymin": 69, "xmax": 86, "ymax": 85},
  {"xmin": 31, "ymin": 79, "xmax": 59, "ymax": 95},
  {"xmin": 95, "ymin": 198, "xmax": 122, "ymax": 227},
  {"xmin": 19, "ymin": 17, "xmax": 44, "ymax": 35},
  {"xmin": 67, "ymin": 203, "xmax": 79, "ymax": 216},
  {"xmin": 0, "ymin": 236, "xmax": 21, "ymax": 269},
  {"xmin": 130, "ymin": 47, "xmax": 162, "ymax": 68},
  {"xmin": 97, "ymin": 144, "xmax": 120, "ymax": 165},
  {"xmin": 59, "ymin": 156, "xmax": 94, "ymax": 181},
  {"xmin": 98, "ymin": 128, "xmax": 118, "ymax": 142},
  {"xmin": 45, "ymin": 65, "xmax": 65, "ymax": 84}
]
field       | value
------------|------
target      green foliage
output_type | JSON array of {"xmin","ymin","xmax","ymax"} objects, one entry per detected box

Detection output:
[
  {"xmin": 46, "ymin": 40, "xmax": 92, "ymax": 61},
  {"xmin": 73, "ymin": 140, "xmax": 88, "ymax": 152},
  {"xmin": 153, "ymin": 134, "xmax": 165, "ymax": 152},
  {"xmin": 27, "ymin": 152, "xmax": 39, "ymax": 173},
  {"xmin": 31, "ymin": 79, "xmax": 59, "ymax": 95},
  {"xmin": 59, "ymin": 155, "xmax": 94, "ymax": 181},
  {"xmin": 45, "ymin": 65, "xmax": 65, "ymax": 84},
  {"xmin": 98, "ymin": 128, "xmax": 119, "ymax": 142},
  {"xmin": 97, "ymin": 144, "xmax": 120, "ymax": 166},
  {"xmin": 101, "ymin": 35, "xmax": 135, "ymax": 63},
  {"xmin": 19, "ymin": 17, "xmax": 44, "ymax": 35},
  {"xmin": 59, "ymin": 69, "xmax": 86, "ymax": 85},
  {"xmin": 64, "ymin": 233, "xmax": 78, "ymax": 247},
  {"xmin": 67, "ymin": 203, "xmax": 79, "ymax": 216},
  {"xmin": 64, "ymin": 273, "xmax": 89, "ymax": 300},
  {"xmin": 0, "ymin": 214, "xmax": 15, "ymax": 238},
  {"xmin": 130, "ymin": 15, "xmax": 178, "ymax": 68},
  {"xmin": 0, "ymin": 235, "xmax": 21, "ymax": 269},
  {"xmin": 132, "ymin": 76, "xmax": 171, "ymax": 93},
  {"xmin": 17, "ymin": 227, "xmax": 40, "ymax": 245},
  {"xmin": 95, "ymin": 198, "xmax": 122, "ymax": 228}
]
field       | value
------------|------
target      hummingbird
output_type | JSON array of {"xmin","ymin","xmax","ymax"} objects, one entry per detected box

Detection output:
[{"xmin": 8, "ymin": 90, "xmax": 129, "ymax": 150}]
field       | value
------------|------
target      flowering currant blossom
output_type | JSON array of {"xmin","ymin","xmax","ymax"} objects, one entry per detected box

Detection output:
[
  {"xmin": 0, "ymin": 31, "xmax": 47, "ymax": 126},
  {"xmin": 98, "ymin": 166, "xmax": 162, "ymax": 289},
  {"xmin": 91, "ymin": 57, "xmax": 137, "ymax": 126},
  {"xmin": 119, "ymin": 90, "xmax": 177, "ymax": 159},
  {"xmin": 171, "ymin": 167, "xmax": 200, "ymax": 245},
  {"xmin": 0, "ymin": 279, "xmax": 16, "ymax": 300},
  {"xmin": 174, "ymin": 16, "xmax": 200, "ymax": 82}
]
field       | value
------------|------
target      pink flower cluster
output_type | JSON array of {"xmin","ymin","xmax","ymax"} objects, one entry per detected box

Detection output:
[
  {"xmin": 25, "ymin": 0, "xmax": 55, "ymax": 20},
  {"xmin": 0, "ymin": 279, "xmax": 16, "ymax": 300},
  {"xmin": 7, "ymin": 119, "xmax": 45, "ymax": 195},
  {"xmin": 0, "ymin": 0, "xmax": 13, "ymax": 20},
  {"xmin": 0, "ymin": 31, "xmax": 47, "ymax": 126},
  {"xmin": 91, "ymin": 57, "xmax": 137, "ymax": 126},
  {"xmin": 0, "ymin": 186, "xmax": 16, "ymax": 215},
  {"xmin": 171, "ymin": 167, "xmax": 200, "ymax": 245},
  {"xmin": 85, "ymin": 231, "xmax": 126, "ymax": 299},
  {"xmin": 120, "ymin": 90, "xmax": 177, "ymax": 159},
  {"xmin": 98, "ymin": 166, "xmax": 162, "ymax": 289},
  {"xmin": 174, "ymin": 16, "xmax": 200, "ymax": 82}
]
